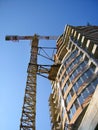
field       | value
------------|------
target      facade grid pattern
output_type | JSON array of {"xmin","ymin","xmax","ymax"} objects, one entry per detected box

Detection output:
[{"xmin": 49, "ymin": 25, "xmax": 98, "ymax": 130}]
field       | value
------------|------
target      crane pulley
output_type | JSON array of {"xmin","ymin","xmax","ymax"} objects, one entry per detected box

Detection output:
[{"xmin": 5, "ymin": 34, "xmax": 58, "ymax": 130}]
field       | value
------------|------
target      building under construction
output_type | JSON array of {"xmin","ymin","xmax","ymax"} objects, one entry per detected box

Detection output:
[
  {"xmin": 49, "ymin": 25, "xmax": 98, "ymax": 130},
  {"xmin": 6, "ymin": 25, "xmax": 98, "ymax": 130}
]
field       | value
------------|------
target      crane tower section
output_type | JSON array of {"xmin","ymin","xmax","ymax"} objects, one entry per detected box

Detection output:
[
  {"xmin": 6, "ymin": 34, "xmax": 39, "ymax": 130},
  {"xmin": 5, "ymin": 34, "xmax": 58, "ymax": 130},
  {"xmin": 19, "ymin": 35, "xmax": 38, "ymax": 130}
]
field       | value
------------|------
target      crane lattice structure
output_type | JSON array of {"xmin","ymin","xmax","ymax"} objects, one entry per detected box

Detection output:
[{"xmin": 5, "ymin": 34, "xmax": 58, "ymax": 130}]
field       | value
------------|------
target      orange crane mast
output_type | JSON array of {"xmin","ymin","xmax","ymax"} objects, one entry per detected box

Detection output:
[{"xmin": 5, "ymin": 34, "xmax": 58, "ymax": 130}]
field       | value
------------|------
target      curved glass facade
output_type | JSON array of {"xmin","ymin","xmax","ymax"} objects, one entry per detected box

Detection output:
[
  {"xmin": 49, "ymin": 25, "xmax": 98, "ymax": 130},
  {"xmin": 59, "ymin": 40, "xmax": 98, "ymax": 124}
]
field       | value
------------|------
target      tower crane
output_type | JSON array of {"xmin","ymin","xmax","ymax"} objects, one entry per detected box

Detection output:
[{"xmin": 5, "ymin": 34, "xmax": 58, "ymax": 130}]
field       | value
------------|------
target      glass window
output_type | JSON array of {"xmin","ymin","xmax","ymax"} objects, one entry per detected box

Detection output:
[
  {"xmin": 70, "ymin": 55, "xmax": 81, "ymax": 71},
  {"xmin": 73, "ymin": 83, "xmax": 78, "ymax": 92},
  {"xmin": 62, "ymin": 76, "xmax": 65, "ymax": 83},
  {"xmin": 68, "ymin": 93, "xmax": 71, "ymax": 102},
  {"xmin": 63, "ymin": 83, "xmax": 68, "ymax": 93},
  {"xmin": 66, "ymin": 67, "xmax": 70, "ymax": 73},
  {"xmin": 72, "ymin": 59, "xmax": 77, "ymax": 66},
  {"xmin": 71, "ymin": 50, "xmax": 78, "ymax": 57},
  {"xmin": 87, "ymin": 84, "xmax": 94, "ymax": 94},
  {"xmin": 65, "ymin": 50, "xmax": 78, "ymax": 64},
  {"xmin": 70, "ymin": 88, "xmax": 74, "ymax": 96},
  {"xmin": 86, "ymin": 69, "xmax": 93, "ymax": 78},
  {"xmin": 87, "ymin": 78, "xmax": 98, "ymax": 94},
  {"xmin": 69, "ymin": 60, "xmax": 87, "ymax": 82},
  {"xmin": 85, "ymin": 87, "xmax": 90, "ymax": 95},
  {"xmin": 64, "ymin": 121, "xmax": 69, "ymax": 130},
  {"xmin": 78, "ymin": 94, "xmax": 84, "ymax": 105},
  {"xmin": 64, "ymin": 126, "xmax": 68, "ymax": 130},
  {"xmin": 81, "ymin": 73, "xmax": 88, "ymax": 82},
  {"xmin": 62, "ymin": 109, "xmax": 65, "ymax": 118},
  {"xmin": 73, "ymin": 70, "xmax": 78, "ymax": 79},
  {"xmin": 71, "ymin": 104, "xmax": 76, "ymax": 115},
  {"xmin": 77, "ymin": 54, "xmax": 82, "ymax": 61},
  {"xmin": 69, "ymin": 110, "xmax": 73, "ymax": 120},
  {"xmin": 77, "ymin": 78, "xmax": 83, "ymax": 87},
  {"xmin": 69, "ymin": 63, "xmax": 73, "ymax": 71},
  {"xmin": 74, "ymin": 99, "xmax": 79, "ymax": 109},
  {"xmin": 82, "ymin": 89, "xmax": 89, "ymax": 100},
  {"xmin": 77, "ymin": 65, "xmax": 82, "ymax": 73},
  {"xmin": 63, "ymin": 53, "xmax": 70, "ymax": 65},
  {"xmin": 80, "ymin": 61, "xmax": 87, "ymax": 69},
  {"xmin": 66, "ymin": 93, "xmax": 71, "ymax": 105},
  {"xmin": 70, "ymin": 74, "xmax": 74, "ymax": 81},
  {"xmin": 69, "ymin": 105, "xmax": 76, "ymax": 120},
  {"xmin": 92, "ymin": 78, "xmax": 98, "ymax": 87},
  {"xmin": 65, "ymin": 98, "xmax": 68, "ymax": 106}
]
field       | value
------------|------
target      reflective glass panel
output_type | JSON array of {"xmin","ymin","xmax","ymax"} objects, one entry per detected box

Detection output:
[{"xmin": 78, "ymin": 94, "xmax": 84, "ymax": 105}]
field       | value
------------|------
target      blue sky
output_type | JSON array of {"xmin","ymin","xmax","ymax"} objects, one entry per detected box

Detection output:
[{"xmin": 0, "ymin": 0, "xmax": 98, "ymax": 130}]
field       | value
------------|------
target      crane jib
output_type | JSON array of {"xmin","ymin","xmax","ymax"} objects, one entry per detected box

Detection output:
[{"xmin": 5, "ymin": 35, "xmax": 58, "ymax": 41}]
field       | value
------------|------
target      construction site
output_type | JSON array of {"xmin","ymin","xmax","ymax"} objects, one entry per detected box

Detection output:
[{"xmin": 5, "ymin": 24, "xmax": 98, "ymax": 130}]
